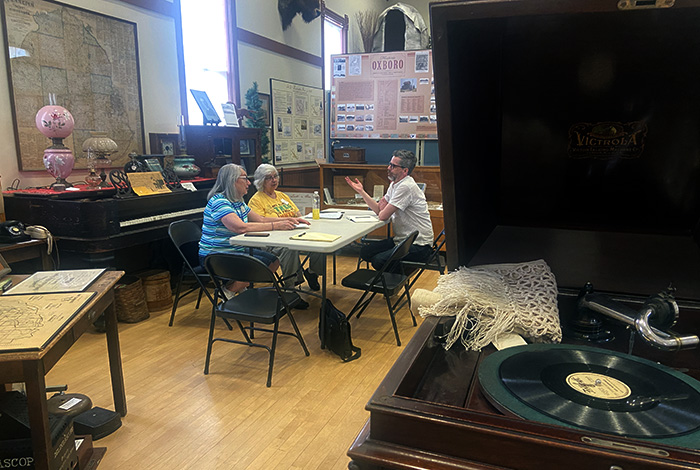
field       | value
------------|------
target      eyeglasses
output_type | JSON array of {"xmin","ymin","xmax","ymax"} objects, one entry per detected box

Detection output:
[
  {"xmin": 388, "ymin": 162, "xmax": 405, "ymax": 170},
  {"xmin": 265, "ymin": 175, "xmax": 279, "ymax": 180},
  {"xmin": 237, "ymin": 176, "xmax": 249, "ymax": 181}
]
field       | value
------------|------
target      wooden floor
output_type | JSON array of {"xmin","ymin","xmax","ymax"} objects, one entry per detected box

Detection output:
[{"xmin": 45, "ymin": 255, "xmax": 441, "ymax": 469}]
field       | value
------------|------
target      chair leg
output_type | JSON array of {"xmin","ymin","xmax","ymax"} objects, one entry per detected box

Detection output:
[
  {"xmin": 333, "ymin": 253, "xmax": 337, "ymax": 285},
  {"xmin": 405, "ymin": 285, "xmax": 416, "ymax": 326},
  {"xmin": 235, "ymin": 320, "xmax": 252, "ymax": 343},
  {"xmin": 168, "ymin": 267, "xmax": 186, "ymax": 327},
  {"xmin": 285, "ymin": 310, "xmax": 310, "ymax": 356},
  {"xmin": 195, "ymin": 287, "xmax": 204, "ymax": 309},
  {"xmin": 383, "ymin": 290, "xmax": 401, "ymax": 346},
  {"xmin": 204, "ymin": 307, "xmax": 218, "ymax": 374},
  {"xmin": 355, "ymin": 292, "xmax": 377, "ymax": 319},
  {"xmin": 266, "ymin": 320, "xmax": 280, "ymax": 387},
  {"xmin": 347, "ymin": 290, "xmax": 374, "ymax": 321}
]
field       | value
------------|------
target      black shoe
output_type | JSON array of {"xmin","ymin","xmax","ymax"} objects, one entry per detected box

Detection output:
[
  {"xmin": 303, "ymin": 269, "xmax": 320, "ymax": 291},
  {"xmin": 295, "ymin": 298, "xmax": 310, "ymax": 309}
]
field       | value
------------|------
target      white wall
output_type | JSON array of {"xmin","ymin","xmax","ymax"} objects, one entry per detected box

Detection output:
[
  {"xmin": 0, "ymin": 0, "xmax": 180, "ymax": 188},
  {"xmin": 236, "ymin": 0, "xmax": 393, "ymax": 96}
]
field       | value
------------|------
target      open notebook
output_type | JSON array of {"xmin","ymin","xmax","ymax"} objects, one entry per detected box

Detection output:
[{"xmin": 289, "ymin": 232, "xmax": 341, "ymax": 242}]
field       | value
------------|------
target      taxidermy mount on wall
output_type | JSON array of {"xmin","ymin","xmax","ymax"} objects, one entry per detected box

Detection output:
[{"xmin": 278, "ymin": 0, "xmax": 321, "ymax": 30}]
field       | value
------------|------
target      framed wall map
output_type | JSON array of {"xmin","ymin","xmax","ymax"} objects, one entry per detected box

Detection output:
[
  {"xmin": 1, "ymin": 0, "xmax": 145, "ymax": 170},
  {"xmin": 270, "ymin": 78, "xmax": 325, "ymax": 166}
]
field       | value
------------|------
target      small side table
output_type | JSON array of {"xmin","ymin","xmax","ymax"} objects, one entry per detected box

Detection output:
[{"xmin": 0, "ymin": 239, "xmax": 52, "ymax": 271}]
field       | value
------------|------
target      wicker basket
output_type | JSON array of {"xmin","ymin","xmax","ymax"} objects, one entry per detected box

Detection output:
[
  {"xmin": 138, "ymin": 269, "xmax": 173, "ymax": 312},
  {"xmin": 114, "ymin": 275, "xmax": 150, "ymax": 323}
]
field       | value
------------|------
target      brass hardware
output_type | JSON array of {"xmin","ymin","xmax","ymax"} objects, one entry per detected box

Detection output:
[
  {"xmin": 618, "ymin": 0, "xmax": 674, "ymax": 10},
  {"xmin": 581, "ymin": 436, "xmax": 670, "ymax": 457}
]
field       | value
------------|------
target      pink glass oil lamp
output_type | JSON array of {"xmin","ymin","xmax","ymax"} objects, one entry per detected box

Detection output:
[{"xmin": 35, "ymin": 94, "xmax": 75, "ymax": 190}]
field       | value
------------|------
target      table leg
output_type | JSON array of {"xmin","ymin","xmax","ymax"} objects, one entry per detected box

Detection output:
[
  {"xmin": 23, "ymin": 360, "xmax": 51, "ymax": 470},
  {"xmin": 320, "ymin": 253, "xmax": 327, "ymax": 349},
  {"xmin": 104, "ymin": 297, "xmax": 127, "ymax": 416},
  {"xmin": 40, "ymin": 245, "xmax": 52, "ymax": 270}
]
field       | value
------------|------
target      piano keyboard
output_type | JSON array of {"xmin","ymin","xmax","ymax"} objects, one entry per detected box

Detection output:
[{"xmin": 119, "ymin": 207, "xmax": 204, "ymax": 228}]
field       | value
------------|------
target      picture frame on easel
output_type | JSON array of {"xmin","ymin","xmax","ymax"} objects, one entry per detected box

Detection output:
[{"xmin": 190, "ymin": 89, "xmax": 221, "ymax": 125}]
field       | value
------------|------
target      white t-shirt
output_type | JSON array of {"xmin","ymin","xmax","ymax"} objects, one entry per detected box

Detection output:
[{"xmin": 384, "ymin": 175, "xmax": 434, "ymax": 246}]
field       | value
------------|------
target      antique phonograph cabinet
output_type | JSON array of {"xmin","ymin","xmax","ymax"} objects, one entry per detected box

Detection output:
[{"xmin": 348, "ymin": 0, "xmax": 700, "ymax": 469}]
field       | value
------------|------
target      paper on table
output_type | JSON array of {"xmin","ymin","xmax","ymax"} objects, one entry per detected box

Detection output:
[
  {"xmin": 6, "ymin": 269, "xmax": 106, "ymax": 295},
  {"xmin": 304, "ymin": 211, "xmax": 343, "ymax": 220},
  {"xmin": 289, "ymin": 232, "xmax": 341, "ymax": 242},
  {"xmin": 348, "ymin": 215, "xmax": 379, "ymax": 223}
]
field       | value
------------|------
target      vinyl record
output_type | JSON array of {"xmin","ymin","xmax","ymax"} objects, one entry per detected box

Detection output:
[{"xmin": 478, "ymin": 344, "xmax": 700, "ymax": 446}]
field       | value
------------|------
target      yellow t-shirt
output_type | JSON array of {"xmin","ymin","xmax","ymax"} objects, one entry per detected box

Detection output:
[{"xmin": 248, "ymin": 190, "xmax": 299, "ymax": 218}]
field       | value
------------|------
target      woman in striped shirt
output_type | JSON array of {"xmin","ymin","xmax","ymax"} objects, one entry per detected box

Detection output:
[{"xmin": 199, "ymin": 163, "xmax": 309, "ymax": 296}]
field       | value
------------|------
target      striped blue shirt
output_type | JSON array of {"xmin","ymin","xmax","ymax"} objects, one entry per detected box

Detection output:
[{"xmin": 199, "ymin": 193, "xmax": 251, "ymax": 257}]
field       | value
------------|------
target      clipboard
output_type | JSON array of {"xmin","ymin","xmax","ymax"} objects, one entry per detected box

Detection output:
[{"xmin": 290, "ymin": 232, "xmax": 341, "ymax": 242}]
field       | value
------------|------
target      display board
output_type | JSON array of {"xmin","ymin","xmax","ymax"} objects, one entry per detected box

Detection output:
[
  {"xmin": 330, "ymin": 50, "xmax": 437, "ymax": 140},
  {"xmin": 270, "ymin": 79, "xmax": 325, "ymax": 166}
]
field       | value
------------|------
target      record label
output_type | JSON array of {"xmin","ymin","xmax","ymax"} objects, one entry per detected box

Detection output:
[{"xmin": 565, "ymin": 372, "xmax": 631, "ymax": 400}]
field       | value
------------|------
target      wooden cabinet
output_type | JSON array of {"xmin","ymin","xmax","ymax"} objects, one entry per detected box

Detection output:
[
  {"xmin": 347, "ymin": 2, "xmax": 700, "ymax": 470},
  {"xmin": 319, "ymin": 163, "xmax": 443, "ymax": 238},
  {"xmin": 183, "ymin": 125, "xmax": 262, "ymax": 176}
]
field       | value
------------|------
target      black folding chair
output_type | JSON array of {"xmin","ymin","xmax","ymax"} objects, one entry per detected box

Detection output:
[
  {"xmin": 203, "ymin": 253, "xmax": 309, "ymax": 387},
  {"xmin": 168, "ymin": 220, "xmax": 217, "ymax": 327},
  {"xmin": 341, "ymin": 231, "xmax": 419, "ymax": 346},
  {"xmin": 394, "ymin": 229, "xmax": 447, "ymax": 312}
]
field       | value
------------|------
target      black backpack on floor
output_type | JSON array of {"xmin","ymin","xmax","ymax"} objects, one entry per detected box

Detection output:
[{"xmin": 319, "ymin": 300, "xmax": 361, "ymax": 362}]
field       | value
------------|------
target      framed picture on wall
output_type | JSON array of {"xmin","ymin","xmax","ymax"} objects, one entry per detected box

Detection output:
[
  {"xmin": 240, "ymin": 139, "xmax": 251, "ymax": 155},
  {"xmin": 148, "ymin": 133, "xmax": 179, "ymax": 155},
  {"xmin": 259, "ymin": 93, "xmax": 271, "ymax": 127}
]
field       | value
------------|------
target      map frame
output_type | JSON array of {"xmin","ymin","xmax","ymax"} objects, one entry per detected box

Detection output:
[{"xmin": 1, "ymin": 0, "xmax": 145, "ymax": 171}]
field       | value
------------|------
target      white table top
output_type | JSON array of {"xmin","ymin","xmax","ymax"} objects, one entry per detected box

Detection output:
[{"xmin": 229, "ymin": 209, "xmax": 387, "ymax": 254}]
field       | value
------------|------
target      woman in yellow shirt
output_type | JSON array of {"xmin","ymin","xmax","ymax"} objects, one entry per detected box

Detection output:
[{"xmin": 248, "ymin": 164, "xmax": 322, "ymax": 291}]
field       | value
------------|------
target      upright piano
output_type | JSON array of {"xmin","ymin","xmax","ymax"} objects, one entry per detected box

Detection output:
[
  {"xmin": 3, "ymin": 178, "xmax": 214, "ymax": 269},
  {"xmin": 348, "ymin": 0, "xmax": 700, "ymax": 468}
]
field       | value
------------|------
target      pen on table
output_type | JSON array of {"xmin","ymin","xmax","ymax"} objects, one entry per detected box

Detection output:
[
  {"xmin": 298, "ymin": 232, "xmax": 306, "ymax": 237},
  {"xmin": 0, "ymin": 279, "xmax": 12, "ymax": 292}
]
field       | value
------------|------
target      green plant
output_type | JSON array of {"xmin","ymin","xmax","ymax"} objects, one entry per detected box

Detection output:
[{"xmin": 244, "ymin": 82, "xmax": 270, "ymax": 162}]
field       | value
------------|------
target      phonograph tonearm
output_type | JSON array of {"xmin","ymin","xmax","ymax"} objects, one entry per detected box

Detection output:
[{"xmin": 575, "ymin": 282, "xmax": 699, "ymax": 351}]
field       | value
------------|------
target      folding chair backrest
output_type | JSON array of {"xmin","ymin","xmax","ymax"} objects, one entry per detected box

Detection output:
[
  {"xmin": 204, "ymin": 252, "xmax": 278, "ymax": 286},
  {"xmin": 385, "ymin": 231, "xmax": 419, "ymax": 268},
  {"xmin": 368, "ymin": 231, "xmax": 419, "ymax": 283},
  {"xmin": 169, "ymin": 220, "xmax": 203, "ymax": 269}
]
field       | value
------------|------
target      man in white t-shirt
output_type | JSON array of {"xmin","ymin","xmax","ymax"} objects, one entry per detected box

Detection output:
[{"xmin": 345, "ymin": 149, "xmax": 434, "ymax": 272}]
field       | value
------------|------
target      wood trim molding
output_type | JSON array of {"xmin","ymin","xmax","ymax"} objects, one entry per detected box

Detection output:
[
  {"xmin": 172, "ymin": 0, "xmax": 188, "ymax": 122},
  {"xmin": 227, "ymin": 1, "xmax": 240, "ymax": 105},
  {"xmin": 237, "ymin": 28, "xmax": 323, "ymax": 67}
]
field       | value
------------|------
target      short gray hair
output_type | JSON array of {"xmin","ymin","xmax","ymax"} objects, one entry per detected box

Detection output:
[
  {"xmin": 207, "ymin": 163, "xmax": 246, "ymax": 202},
  {"xmin": 393, "ymin": 149, "xmax": 417, "ymax": 174},
  {"xmin": 253, "ymin": 163, "xmax": 278, "ymax": 191}
]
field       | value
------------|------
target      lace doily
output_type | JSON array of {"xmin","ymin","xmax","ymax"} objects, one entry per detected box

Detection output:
[{"xmin": 419, "ymin": 259, "xmax": 562, "ymax": 351}]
